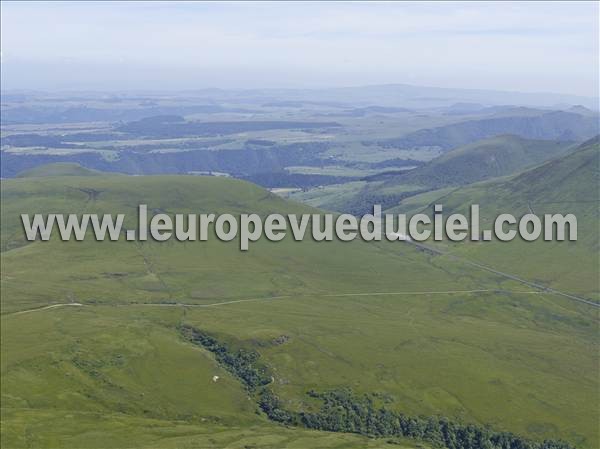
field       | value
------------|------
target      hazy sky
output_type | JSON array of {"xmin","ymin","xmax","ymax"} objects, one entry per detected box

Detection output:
[{"xmin": 1, "ymin": 1, "xmax": 598, "ymax": 96}]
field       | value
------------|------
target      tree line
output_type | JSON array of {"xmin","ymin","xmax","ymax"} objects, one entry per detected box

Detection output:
[{"xmin": 179, "ymin": 324, "xmax": 574, "ymax": 449}]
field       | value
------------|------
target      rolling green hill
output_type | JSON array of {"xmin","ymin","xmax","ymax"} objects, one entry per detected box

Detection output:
[
  {"xmin": 1, "ymin": 171, "xmax": 598, "ymax": 448},
  {"xmin": 298, "ymin": 136, "xmax": 577, "ymax": 215},
  {"xmin": 16, "ymin": 162, "xmax": 105, "ymax": 178},
  {"xmin": 383, "ymin": 135, "xmax": 573, "ymax": 188},
  {"xmin": 388, "ymin": 137, "xmax": 600, "ymax": 300}
]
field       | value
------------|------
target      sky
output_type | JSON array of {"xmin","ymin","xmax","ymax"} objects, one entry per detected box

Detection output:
[{"xmin": 1, "ymin": 1, "xmax": 598, "ymax": 97}]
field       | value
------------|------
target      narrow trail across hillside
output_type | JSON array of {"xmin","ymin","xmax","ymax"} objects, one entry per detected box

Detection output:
[
  {"xmin": 4, "ymin": 273, "xmax": 597, "ymax": 317},
  {"xmin": 4, "ymin": 246, "xmax": 598, "ymax": 316},
  {"xmin": 9, "ymin": 303, "xmax": 83, "ymax": 316},
  {"xmin": 0, "ymin": 289, "xmax": 558, "ymax": 316},
  {"xmin": 450, "ymin": 256, "xmax": 599, "ymax": 307},
  {"xmin": 391, "ymin": 239, "xmax": 599, "ymax": 308}
]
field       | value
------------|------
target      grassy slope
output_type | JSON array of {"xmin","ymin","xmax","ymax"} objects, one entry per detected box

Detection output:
[
  {"xmin": 1, "ymin": 174, "xmax": 598, "ymax": 448},
  {"xmin": 383, "ymin": 135, "xmax": 573, "ymax": 188},
  {"xmin": 289, "ymin": 135, "xmax": 574, "ymax": 214},
  {"xmin": 2, "ymin": 307, "xmax": 423, "ymax": 449},
  {"xmin": 15, "ymin": 163, "xmax": 106, "ymax": 178},
  {"xmin": 282, "ymin": 181, "xmax": 368, "ymax": 212},
  {"xmin": 388, "ymin": 138, "xmax": 600, "ymax": 299}
]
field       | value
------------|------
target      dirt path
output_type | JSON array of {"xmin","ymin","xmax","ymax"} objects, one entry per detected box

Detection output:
[
  {"xmin": 400, "ymin": 240, "xmax": 599, "ymax": 308},
  {"xmin": 4, "ymin": 290, "xmax": 549, "ymax": 316},
  {"xmin": 9, "ymin": 303, "xmax": 83, "ymax": 316}
]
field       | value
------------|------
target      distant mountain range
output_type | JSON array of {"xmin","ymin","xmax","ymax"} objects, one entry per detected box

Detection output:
[
  {"xmin": 376, "ymin": 111, "xmax": 599, "ymax": 151},
  {"xmin": 228, "ymin": 83, "xmax": 600, "ymax": 109}
]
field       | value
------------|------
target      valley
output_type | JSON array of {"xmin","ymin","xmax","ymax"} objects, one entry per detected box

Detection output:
[
  {"xmin": 2, "ymin": 2, "xmax": 600, "ymax": 448},
  {"xmin": 1, "ymin": 158, "xmax": 599, "ymax": 448},
  {"xmin": 1, "ymin": 85, "xmax": 598, "ymax": 449}
]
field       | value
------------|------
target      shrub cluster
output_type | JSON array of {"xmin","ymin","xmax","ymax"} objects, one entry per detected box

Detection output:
[
  {"xmin": 180, "ymin": 324, "xmax": 271, "ymax": 390},
  {"xmin": 180, "ymin": 325, "xmax": 574, "ymax": 449}
]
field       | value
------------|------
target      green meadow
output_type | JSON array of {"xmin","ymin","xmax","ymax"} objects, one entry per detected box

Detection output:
[
  {"xmin": 388, "ymin": 139, "xmax": 600, "ymax": 301},
  {"xmin": 1, "ymin": 171, "xmax": 598, "ymax": 448}
]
